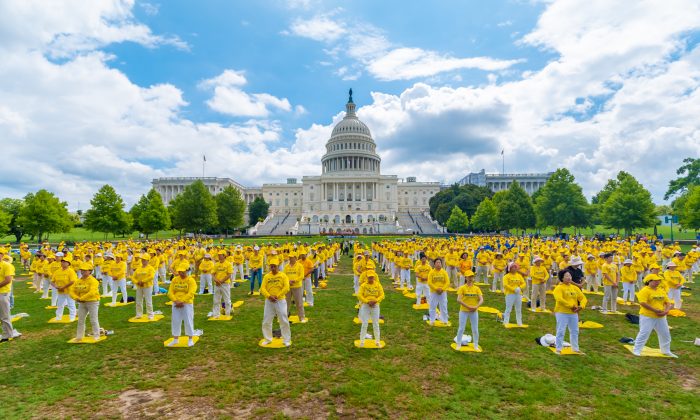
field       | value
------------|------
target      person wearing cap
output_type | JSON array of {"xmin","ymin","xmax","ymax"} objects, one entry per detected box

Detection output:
[
  {"xmin": 300, "ymin": 252, "xmax": 315, "ymax": 307},
  {"xmin": 132, "ymin": 254, "xmax": 156, "ymax": 320},
  {"xmin": 475, "ymin": 247, "xmax": 490, "ymax": 285},
  {"xmin": 284, "ymin": 253, "xmax": 305, "ymax": 322},
  {"xmin": 93, "ymin": 252, "xmax": 103, "ymax": 286},
  {"xmin": 491, "ymin": 252, "xmax": 506, "ymax": 292},
  {"xmin": 51, "ymin": 255, "xmax": 78, "ymax": 321},
  {"xmin": 552, "ymin": 270, "xmax": 587, "ymax": 354},
  {"xmin": 502, "ymin": 262, "xmax": 526, "ymax": 326},
  {"xmin": 167, "ymin": 263, "xmax": 197, "ymax": 347},
  {"xmin": 427, "ymin": 258, "xmax": 450, "ymax": 325},
  {"xmin": 260, "ymin": 257, "xmax": 291, "ymax": 346},
  {"xmin": 31, "ymin": 252, "xmax": 45, "ymax": 293},
  {"xmin": 232, "ymin": 247, "xmax": 245, "ymax": 282},
  {"xmin": 530, "ymin": 257, "xmax": 549, "ymax": 311},
  {"xmin": 198, "ymin": 253, "xmax": 214, "ymax": 295},
  {"xmin": 397, "ymin": 250, "xmax": 413, "ymax": 290},
  {"xmin": 70, "ymin": 263, "xmax": 101, "ymax": 341},
  {"xmin": 357, "ymin": 270, "xmax": 384, "ymax": 347},
  {"xmin": 620, "ymin": 259, "xmax": 637, "ymax": 303},
  {"xmin": 632, "ymin": 273, "xmax": 676, "ymax": 357},
  {"xmin": 663, "ymin": 262, "xmax": 684, "ymax": 309},
  {"xmin": 248, "ymin": 246, "xmax": 264, "ymax": 295},
  {"xmin": 414, "ymin": 253, "xmax": 432, "ymax": 305},
  {"xmin": 600, "ymin": 253, "xmax": 619, "ymax": 313},
  {"xmin": 43, "ymin": 253, "xmax": 60, "ymax": 305},
  {"xmin": 352, "ymin": 254, "xmax": 363, "ymax": 295},
  {"xmin": 457, "ymin": 252, "xmax": 473, "ymax": 288},
  {"xmin": 583, "ymin": 254, "xmax": 598, "ymax": 292},
  {"xmin": 101, "ymin": 253, "xmax": 115, "ymax": 297},
  {"xmin": 110, "ymin": 254, "xmax": 128, "ymax": 305},
  {"xmin": 212, "ymin": 251, "xmax": 233, "ymax": 317},
  {"xmin": 0, "ymin": 248, "xmax": 18, "ymax": 341},
  {"xmin": 455, "ymin": 269, "xmax": 482, "ymax": 350}
]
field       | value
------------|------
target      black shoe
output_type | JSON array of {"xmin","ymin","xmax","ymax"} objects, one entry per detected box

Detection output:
[{"xmin": 0, "ymin": 338, "xmax": 9, "ymax": 343}]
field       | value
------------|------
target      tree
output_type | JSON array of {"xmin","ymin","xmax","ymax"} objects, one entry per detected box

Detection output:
[
  {"xmin": 496, "ymin": 181, "xmax": 536, "ymax": 232},
  {"xmin": 0, "ymin": 198, "xmax": 25, "ymax": 242},
  {"xmin": 18, "ymin": 190, "xmax": 72, "ymax": 242},
  {"xmin": 248, "ymin": 196, "xmax": 270, "ymax": 226},
  {"xmin": 0, "ymin": 209, "xmax": 10, "ymax": 236},
  {"xmin": 169, "ymin": 181, "xmax": 218, "ymax": 233},
  {"xmin": 429, "ymin": 183, "xmax": 493, "ymax": 225},
  {"xmin": 665, "ymin": 157, "xmax": 700, "ymax": 200},
  {"xmin": 680, "ymin": 185, "xmax": 700, "ymax": 230},
  {"xmin": 216, "ymin": 186, "xmax": 246, "ymax": 235},
  {"xmin": 139, "ymin": 189, "xmax": 170, "ymax": 238},
  {"xmin": 129, "ymin": 194, "xmax": 149, "ymax": 232},
  {"xmin": 471, "ymin": 197, "xmax": 498, "ymax": 232},
  {"xmin": 446, "ymin": 206, "xmax": 470, "ymax": 233},
  {"xmin": 434, "ymin": 203, "xmax": 452, "ymax": 226},
  {"xmin": 534, "ymin": 168, "xmax": 590, "ymax": 233},
  {"xmin": 601, "ymin": 172, "xmax": 656, "ymax": 236},
  {"xmin": 84, "ymin": 185, "xmax": 130, "ymax": 238}
]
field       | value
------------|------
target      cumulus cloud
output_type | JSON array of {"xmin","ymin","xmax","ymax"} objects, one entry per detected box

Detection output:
[{"xmin": 200, "ymin": 70, "xmax": 292, "ymax": 118}]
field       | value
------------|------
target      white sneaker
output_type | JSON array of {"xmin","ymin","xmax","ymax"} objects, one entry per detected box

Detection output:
[
  {"xmin": 148, "ymin": 315, "xmax": 154, "ymax": 320},
  {"xmin": 93, "ymin": 335, "xmax": 100, "ymax": 341},
  {"xmin": 283, "ymin": 341, "xmax": 291, "ymax": 347},
  {"xmin": 359, "ymin": 340, "xmax": 365, "ymax": 347},
  {"xmin": 663, "ymin": 352, "xmax": 678, "ymax": 358},
  {"xmin": 261, "ymin": 339, "xmax": 271, "ymax": 346},
  {"xmin": 375, "ymin": 340, "xmax": 381, "ymax": 347},
  {"xmin": 187, "ymin": 338, "xmax": 194, "ymax": 347},
  {"xmin": 167, "ymin": 339, "xmax": 178, "ymax": 347},
  {"xmin": 455, "ymin": 343, "xmax": 462, "ymax": 350},
  {"xmin": 632, "ymin": 351, "xmax": 641, "ymax": 356}
]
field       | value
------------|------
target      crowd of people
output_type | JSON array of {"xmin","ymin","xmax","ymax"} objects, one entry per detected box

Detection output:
[{"xmin": 1, "ymin": 235, "xmax": 697, "ymax": 357}]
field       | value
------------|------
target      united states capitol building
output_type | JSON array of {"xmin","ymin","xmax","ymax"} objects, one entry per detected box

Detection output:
[{"xmin": 153, "ymin": 91, "xmax": 443, "ymax": 235}]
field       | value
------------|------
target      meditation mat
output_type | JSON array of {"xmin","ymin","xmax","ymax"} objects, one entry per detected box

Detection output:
[
  {"xmin": 403, "ymin": 292, "xmax": 417, "ymax": 299},
  {"xmin": 668, "ymin": 309, "xmax": 686, "ymax": 317},
  {"xmin": 477, "ymin": 306, "xmax": 501, "ymax": 315},
  {"xmin": 583, "ymin": 291, "xmax": 604, "ymax": 296},
  {"xmin": 623, "ymin": 344, "xmax": 675, "ymax": 358},
  {"xmin": 546, "ymin": 291, "xmax": 554, "ymax": 295},
  {"xmin": 207, "ymin": 315, "xmax": 233, "ymax": 321},
  {"xmin": 548, "ymin": 347, "xmax": 584, "ymax": 356},
  {"xmin": 165, "ymin": 301, "xmax": 173, "ymax": 306},
  {"xmin": 529, "ymin": 308, "xmax": 552, "ymax": 314},
  {"xmin": 252, "ymin": 292, "xmax": 260, "ymax": 296},
  {"xmin": 450, "ymin": 343, "xmax": 482, "ymax": 352},
  {"xmin": 104, "ymin": 301, "xmax": 133, "ymax": 308},
  {"xmin": 475, "ymin": 282, "xmax": 489, "ymax": 286},
  {"xmin": 164, "ymin": 336, "xmax": 200, "ymax": 348},
  {"xmin": 354, "ymin": 304, "xmax": 361, "ymax": 309},
  {"xmin": 491, "ymin": 290, "xmax": 503, "ymax": 294},
  {"xmin": 303, "ymin": 302, "xmax": 312, "ymax": 307},
  {"xmin": 288, "ymin": 315, "xmax": 308, "ymax": 324},
  {"xmin": 40, "ymin": 297, "xmax": 52, "ymax": 300},
  {"xmin": 128, "ymin": 314, "xmax": 164, "ymax": 323},
  {"xmin": 354, "ymin": 317, "xmax": 384, "ymax": 325},
  {"xmin": 10, "ymin": 315, "xmax": 24, "ymax": 323},
  {"xmin": 600, "ymin": 310, "xmax": 626, "ymax": 315},
  {"xmin": 504, "ymin": 323, "xmax": 528, "ymax": 329},
  {"xmin": 354, "ymin": 340, "xmax": 385, "ymax": 349},
  {"xmin": 68, "ymin": 336, "xmax": 107, "ymax": 344},
  {"xmin": 45, "ymin": 305, "xmax": 57, "ymax": 310},
  {"xmin": 48, "ymin": 315, "xmax": 76, "ymax": 323},
  {"xmin": 395, "ymin": 286, "xmax": 407, "ymax": 292},
  {"xmin": 232, "ymin": 300, "xmax": 244, "ymax": 308},
  {"xmin": 426, "ymin": 320, "xmax": 451, "ymax": 327},
  {"xmin": 412, "ymin": 303, "xmax": 429, "ymax": 310},
  {"xmin": 258, "ymin": 338, "xmax": 289, "ymax": 348},
  {"xmin": 578, "ymin": 321, "xmax": 604, "ymax": 329},
  {"xmin": 681, "ymin": 292, "xmax": 690, "ymax": 297},
  {"xmin": 521, "ymin": 297, "xmax": 530, "ymax": 303}
]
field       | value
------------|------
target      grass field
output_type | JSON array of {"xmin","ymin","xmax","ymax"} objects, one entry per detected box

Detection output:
[{"xmin": 1, "ymin": 253, "xmax": 698, "ymax": 419}]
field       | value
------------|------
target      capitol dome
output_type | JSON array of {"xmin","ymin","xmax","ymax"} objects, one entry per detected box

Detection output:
[{"xmin": 321, "ymin": 89, "xmax": 381, "ymax": 174}]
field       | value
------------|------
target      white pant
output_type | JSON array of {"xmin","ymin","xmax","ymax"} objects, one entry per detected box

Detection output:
[
  {"xmin": 0, "ymin": 293, "xmax": 14, "ymax": 339},
  {"xmin": 135, "ymin": 287, "xmax": 153, "ymax": 317},
  {"xmin": 400, "ymin": 269, "xmax": 412, "ymax": 288},
  {"xmin": 359, "ymin": 303, "xmax": 380, "ymax": 342},
  {"xmin": 415, "ymin": 282, "xmax": 429, "ymax": 305},
  {"xmin": 476, "ymin": 266, "xmax": 488, "ymax": 283},
  {"xmin": 171, "ymin": 303, "xmax": 194, "ymax": 337},
  {"xmin": 56, "ymin": 293, "xmax": 76, "ymax": 320},
  {"xmin": 429, "ymin": 291, "xmax": 448, "ymax": 323},
  {"xmin": 621, "ymin": 282, "xmax": 636, "ymax": 302},
  {"xmin": 112, "ymin": 278, "xmax": 127, "ymax": 304},
  {"xmin": 153, "ymin": 272, "xmax": 160, "ymax": 294},
  {"xmin": 503, "ymin": 293, "xmax": 522, "ymax": 325},
  {"xmin": 213, "ymin": 283, "xmax": 231, "ymax": 316},
  {"xmin": 303, "ymin": 276, "xmax": 314, "ymax": 305},
  {"xmin": 555, "ymin": 312, "xmax": 579, "ymax": 351},
  {"xmin": 633, "ymin": 315, "xmax": 671, "ymax": 354},
  {"xmin": 41, "ymin": 278, "xmax": 54, "ymax": 299},
  {"xmin": 233, "ymin": 264, "xmax": 244, "ymax": 281},
  {"xmin": 77, "ymin": 301, "xmax": 100, "ymax": 339},
  {"xmin": 353, "ymin": 274, "xmax": 360, "ymax": 295},
  {"xmin": 101, "ymin": 275, "xmax": 113, "ymax": 296},
  {"xmin": 667, "ymin": 287, "xmax": 682, "ymax": 309},
  {"xmin": 456, "ymin": 311, "xmax": 479, "ymax": 349},
  {"xmin": 199, "ymin": 274, "xmax": 213, "ymax": 294},
  {"xmin": 492, "ymin": 272, "xmax": 504, "ymax": 292},
  {"xmin": 262, "ymin": 299, "xmax": 291, "ymax": 343},
  {"xmin": 602, "ymin": 285, "xmax": 618, "ymax": 311}
]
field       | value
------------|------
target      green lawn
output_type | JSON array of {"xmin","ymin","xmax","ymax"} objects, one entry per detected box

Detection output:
[
  {"xmin": 0, "ymin": 227, "xmax": 181, "ymax": 244},
  {"xmin": 1, "ymin": 254, "xmax": 698, "ymax": 418}
]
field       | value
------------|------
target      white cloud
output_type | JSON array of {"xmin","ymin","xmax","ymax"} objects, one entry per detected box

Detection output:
[
  {"xmin": 200, "ymin": 70, "xmax": 292, "ymax": 118},
  {"xmin": 285, "ymin": 13, "xmax": 522, "ymax": 81}
]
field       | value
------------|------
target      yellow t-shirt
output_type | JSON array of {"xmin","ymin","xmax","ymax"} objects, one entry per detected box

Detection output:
[
  {"xmin": 414, "ymin": 261, "xmax": 431, "ymax": 283},
  {"xmin": 457, "ymin": 284, "xmax": 482, "ymax": 311},
  {"xmin": 637, "ymin": 286, "xmax": 671, "ymax": 318},
  {"xmin": 601, "ymin": 262, "xmax": 618, "ymax": 286},
  {"xmin": 553, "ymin": 283, "xmax": 587, "ymax": 314},
  {"xmin": 69, "ymin": 275, "xmax": 100, "ymax": 302},
  {"xmin": 132, "ymin": 265, "xmax": 155, "ymax": 288},
  {"xmin": 0, "ymin": 261, "xmax": 16, "ymax": 294},
  {"xmin": 168, "ymin": 275, "xmax": 197, "ymax": 304},
  {"xmin": 358, "ymin": 281, "xmax": 385, "ymax": 304},
  {"xmin": 503, "ymin": 272, "xmax": 525, "ymax": 295},
  {"xmin": 213, "ymin": 261, "xmax": 233, "ymax": 284},
  {"xmin": 284, "ymin": 262, "xmax": 305, "ymax": 289},
  {"xmin": 261, "ymin": 271, "xmax": 290, "ymax": 299},
  {"xmin": 427, "ymin": 268, "xmax": 449, "ymax": 292},
  {"xmin": 530, "ymin": 265, "xmax": 549, "ymax": 285}
]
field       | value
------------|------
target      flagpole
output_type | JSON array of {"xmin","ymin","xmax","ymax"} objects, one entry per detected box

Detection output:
[
  {"xmin": 202, "ymin": 155, "xmax": 206, "ymax": 178},
  {"xmin": 502, "ymin": 149, "xmax": 505, "ymax": 175}
]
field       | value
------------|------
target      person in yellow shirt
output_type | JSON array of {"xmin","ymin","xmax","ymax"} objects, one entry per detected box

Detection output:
[
  {"xmin": 284, "ymin": 253, "xmax": 306, "ymax": 322},
  {"xmin": 232, "ymin": 246, "xmax": 245, "ymax": 281},
  {"xmin": 530, "ymin": 257, "xmax": 550, "ymax": 312},
  {"xmin": 491, "ymin": 252, "xmax": 507, "ymax": 292},
  {"xmin": 51, "ymin": 254, "xmax": 77, "ymax": 321},
  {"xmin": 300, "ymin": 252, "xmax": 315, "ymax": 307},
  {"xmin": 132, "ymin": 254, "xmax": 156, "ymax": 320},
  {"xmin": 260, "ymin": 257, "xmax": 291, "ymax": 346},
  {"xmin": 357, "ymin": 270, "xmax": 385, "ymax": 347},
  {"xmin": 414, "ymin": 254, "xmax": 432, "ymax": 305},
  {"xmin": 248, "ymin": 246, "xmax": 264, "ymax": 295},
  {"xmin": 167, "ymin": 263, "xmax": 198, "ymax": 347},
  {"xmin": 101, "ymin": 253, "xmax": 115, "ymax": 297},
  {"xmin": 397, "ymin": 250, "xmax": 413, "ymax": 290},
  {"xmin": 110, "ymin": 254, "xmax": 128, "ymax": 305},
  {"xmin": 43, "ymin": 254, "xmax": 60, "ymax": 305},
  {"xmin": 427, "ymin": 258, "xmax": 450, "ymax": 325},
  {"xmin": 352, "ymin": 254, "xmax": 363, "ymax": 295},
  {"xmin": 583, "ymin": 254, "xmax": 598, "ymax": 292},
  {"xmin": 475, "ymin": 247, "xmax": 490, "ymax": 285},
  {"xmin": 502, "ymin": 263, "xmax": 526, "ymax": 326},
  {"xmin": 620, "ymin": 259, "xmax": 638, "ymax": 304},
  {"xmin": 0, "ymin": 248, "xmax": 18, "ymax": 341},
  {"xmin": 632, "ymin": 274, "xmax": 676, "ymax": 357},
  {"xmin": 663, "ymin": 261, "xmax": 684, "ymax": 309},
  {"xmin": 457, "ymin": 252, "xmax": 473, "ymax": 288},
  {"xmin": 70, "ymin": 263, "xmax": 101, "ymax": 341},
  {"xmin": 455, "ymin": 273, "xmax": 483, "ymax": 350},
  {"xmin": 198, "ymin": 254, "xmax": 214, "ymax": 295},
  {"xmin": 553, "ymin": 270, "xmax": 587, "ymax": 354},
  {"xmin": 600, "ymin": 253, "xmax": 619, "ymax": 313},
  {"xmin": 212, "ymin": 251, "xmax": 233, "ymax": 318}
]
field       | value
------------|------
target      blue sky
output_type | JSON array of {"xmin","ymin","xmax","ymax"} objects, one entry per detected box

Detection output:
[{"xmin": 0, "ymin": 0, "xmax": 699, "ymax": 208}]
